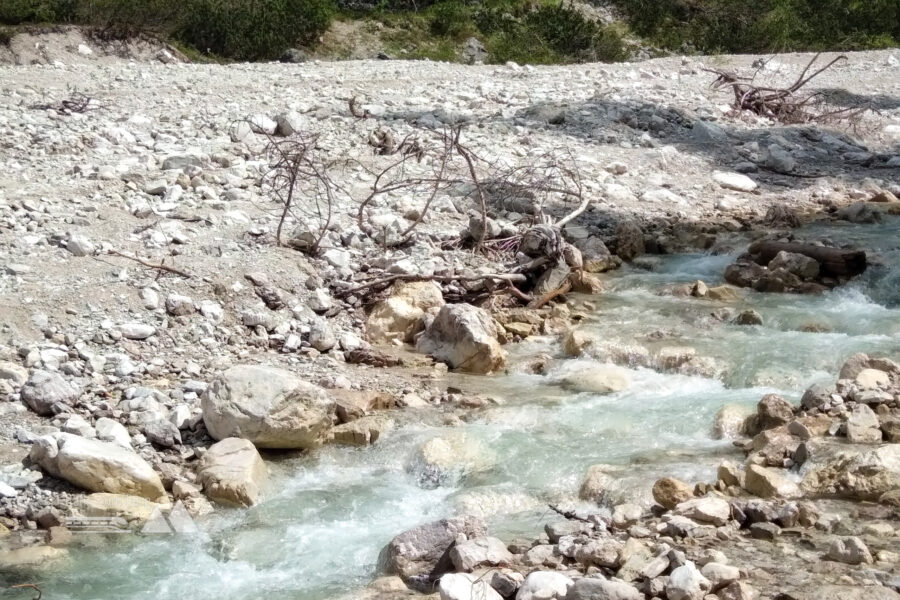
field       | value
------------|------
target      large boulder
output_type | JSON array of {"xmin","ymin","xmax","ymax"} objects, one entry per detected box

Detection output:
[
  {"xmin": 802, "ymin": 445, "xmax": 900, "ymax": 501},
  {"xmin": 416, "ymin": 304, "xmax": 506, "ymax": 374},
  {"xmin": 756, "ymin": 394, "xmax": 795, "ymax": 431},
  {"xmin": 673, "ymin": 497, "xmax": 730, "ymax": 526},
  {"xmin": 21, "ymin": 370, "xmax": 80, "ymax": 416},
  {"xmin": 379, "ymin": 516, "xmax": 487, "ymax": 589},
  {"xmin": 366, "ymin": 281, "xmax": 444, "ymax": 344},
  {"xmin": 202, "ymin": 365, "xmax": 334, "ymax": 449},
  {"xmin": 197, "ymin": 437, "xmax": 268, "ymax": 507},
  {"xmin": 613, "ymin": 220, "xmax": 645, "ymax": 261},
  {"xmin": 29, "ymin": 433, "xmax": 166, "ymax": 502}
]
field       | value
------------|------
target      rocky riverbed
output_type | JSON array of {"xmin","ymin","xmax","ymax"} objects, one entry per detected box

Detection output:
[{"xmin": 1, "ymin": 31, "xmax": 900, "ymax": 600}]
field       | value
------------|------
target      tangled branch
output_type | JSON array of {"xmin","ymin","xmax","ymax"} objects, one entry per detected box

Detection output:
[{"xmin": 705, "ymin": 53, "xmax": 864, "ymax": 124}]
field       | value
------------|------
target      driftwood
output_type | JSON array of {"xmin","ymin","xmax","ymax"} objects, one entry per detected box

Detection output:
[
  {"xmin": 107, "ymin": 250, "xmax": 193, "ymax": 278},
  {"xmin": 748, "ymin": 241, "xmax": 867, "ymax": 277}
]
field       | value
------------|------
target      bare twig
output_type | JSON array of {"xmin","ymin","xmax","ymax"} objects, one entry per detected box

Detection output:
[
  {"xmin": 10, "ymin": 583, "xmax": 42, "ymax": 600},
  {"xmin": 547, "ymin": 504, "xmax": 592, "ymax": 523},
  {"xmin": 106, "ymin": 250, "xmax": 192, "ymax": 278}
]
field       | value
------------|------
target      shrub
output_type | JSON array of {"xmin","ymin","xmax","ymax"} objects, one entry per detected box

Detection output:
[
  {"xmin": 0, "ymin": 0, "xmax": 77, "ymax": 25},
  {"xmin": 178, "ymin": 0, "xmax": 334, "ymax": 60},
  {"xmin": 428, "ymin": 1, "xmax": 473, "ymax": 38}
]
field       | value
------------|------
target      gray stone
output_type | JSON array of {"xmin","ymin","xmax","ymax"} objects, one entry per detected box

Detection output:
[
  {"xmin": 450, "ymin": 536, "xmax": 513, "ymax": 572},
  {"xmin": 379, "ymin": 516, "xmax": 487, "ymax": 585},
  {"xmin": 564, "ymin": 578, "xmax": 641, "ymax": 600},
  {"xmin": 21, "ymin": 370, "xmax": 79, "ymax": 416},
  {"xmin": 825, "ymin": 536, "xmax": 873, "ymax": 565},
  {"xmin": 666, "ymin": 561, "xmax": 711, "ymax": 600}
]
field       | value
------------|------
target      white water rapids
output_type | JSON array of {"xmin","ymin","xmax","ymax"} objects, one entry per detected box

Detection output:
[{"xmin": 6, "ymin": 218, "xmax": 900, "ymax": 599}]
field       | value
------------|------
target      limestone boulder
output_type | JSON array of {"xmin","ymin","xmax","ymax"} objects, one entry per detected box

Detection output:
[
  {"xmin": 802, "ymin": 445, "xmax": 900, "ymax": 501},
  {"xmin": 197, "ymin": 437, "xmax": 268, "ymax": 507},
  {"xmin": 29, "ymin": 433, "xmax": 166, "ymax": 502},
  {"xmin": 416, "ymin": 303, "xmax": 506, "ymax": 374},
  {"xmin": 560, "ymin": 365, "xmax": 630, "ymax": 394},
  {"xmin": 449, "ymin": 536, "xmax": 513, "ymax": 572},
  {"xmin": 379, "ymin": 516, "xmax": 487, "ymax": 588},
  {"xmin": 652, "ymin": 477, "xmax": 694, "ymax": 510},
  {"xmin": 202, "ymin": 365, "xmax": 334, "ymax": 449},
  {"xmin": 366, "ymin": 281, "xmax": 444, "ymax": 344},
  {"xmin": 744, "ymin": 464, "xmax": 802, "ymax": 499}
]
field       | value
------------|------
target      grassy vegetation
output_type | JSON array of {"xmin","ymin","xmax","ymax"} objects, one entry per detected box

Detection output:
[
  {"xmin": 1, "ymin": 0, "xmax": 897, "ymax": 62},
  {"xmin": 367, "ymin": 0, "xmax": 627, "ymax": 64},
  {"xmin": 0, "ymin": 0, "xmax": 335, "ymax": 60},
  {"xmin": 613, "ymin": 0, "xmax": 900, "ymax": 53}
]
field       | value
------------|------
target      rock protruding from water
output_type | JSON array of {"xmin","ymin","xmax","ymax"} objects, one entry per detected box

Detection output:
[
  {"xmin": 379, "ymin": 515, "xmax": 487, "ymax": 591},
  {"xmin": 201, "ymin": 365, "xmax": 334, "ymax": 449},
  {"xmin": 197, "ymin": 437, "xmax": 268, "ymax": 507},
  {"xmin": 724, "ymin": 240, "xmax": 867, "ymax": 294},
  {"xmin": 416, "ymin": 303, "xmax": 506, "ymax": 374}
]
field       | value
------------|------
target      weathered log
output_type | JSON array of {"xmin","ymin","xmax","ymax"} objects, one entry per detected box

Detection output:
[{"xmin": 748, "ymin": 241, "xmax": 866, "ymax": 277}]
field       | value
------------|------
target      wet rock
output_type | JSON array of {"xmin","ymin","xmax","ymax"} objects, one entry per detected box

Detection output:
[
  {"xmin": 613, "ymin": 220, "xmax": 645, "ymax": 261},
  {"xmin": 653, "ymin": 477, "xmax": 694, "ymax": 510},
  {"xmin": 744, "ymin": 464, "xmax": 802, "ymax": 499},
  {"xmin": 30, "ymin": 433, "xmax": 166, "ymax": 501},
  {"xmin": 198, "ymin": 437, "xmax": 267, "ymax": 507},
  {"xmin": 825, "ymin": 536, "xmax": 873, "ymax": 565},
  {"xmin": 516, "ymin": 571, "xmax": 573, "ymax": 600},
  {"xmin": 450, "ymin": 536, "xmax": 513, "ymax": 571},
  {"xmin": 733, "ymin": 309, "xmax": 763, "ymax": 325},
  {"xmin": 439, "ymin": 573, "xmax": 503, "ymax": 600},
  {"xmin": 409, "ymin": 432, "xmax": 493, "ymax": 488},
  {"xmin": 379, "ymin": 516, "xmax": 487, "ymax": 587},
  {"xmin": 331, "ymin": 416, "xmax": 389, "ymax": 446},
  {"xmin": 560, "ymin": 365, "xmax": 630, "ymax": 394},
  {"xmin": 577, "ymin": 237, "xmax": 621, "ymax": 273},
  {"xmin": 768, "ymin": 251, "xmax": 820, "ymax": 281},
  {"xmin": 756, "ymin": 394, "xmax": 795, "ymax": 431},
  {"xmin": 580, "ymin": 464, "xmax": 621, "ymax": 503},
  {"xmin": 416, "ymin": 303, "xmax": 506, "ymax": 374},
  {"xmin": 21, "ymin": 370, "xmax": 80, "ymax": 416},
  {"xmin": 366, "ymin": 281, "xmax": 444, "ymax": 344},
  {"xmin": 712, "ymin": 405, "xmax": 753, "ymax": 439},
  {"xmin": 561, "ymin": 328, "xmax": 598, "ymax": 357},
  {"xmin": 202, "ymin": 365, "xmax": 334, "ymax": 449}
]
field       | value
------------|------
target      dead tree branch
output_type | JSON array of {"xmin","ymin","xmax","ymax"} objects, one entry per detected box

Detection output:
[
  {"xmin": 106, "ymin": 250, "xmax": 192, "ymax": 278},
  {"xmin": 705, "ymin": 53, "xmax": 859, "ymax": 124}
]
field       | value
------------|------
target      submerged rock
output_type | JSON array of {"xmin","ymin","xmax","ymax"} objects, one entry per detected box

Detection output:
[{"xmin": 560, "ymin": 365, "xmax": 630, "ymax": 394}]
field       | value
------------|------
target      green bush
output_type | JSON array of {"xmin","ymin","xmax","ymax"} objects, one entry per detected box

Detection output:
[
  {"xmin": 0, "ymin": 0, "xmax": 77, "ymax": 24},
  {"xmin": 610, "ymin": 0, "xmax": 900, "ymax": 53},
  {"xmin": 428, "ymin": 1, "xmax": 473, "ymax": 38},
  {"xmin": 179, "ymin": 0, "xmax": 334, "ymax": 60}
]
